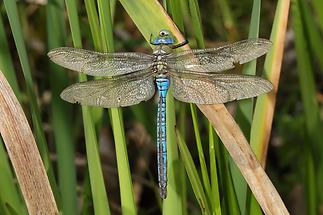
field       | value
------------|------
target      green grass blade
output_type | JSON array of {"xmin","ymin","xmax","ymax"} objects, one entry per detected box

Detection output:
[
  {"xmin": 0, "ymin": 13, "xmax": 25, "ymax": 213},
  {"xmin": 118, "ymin": 1, "xmax": 183, "ymax": 214},
  {"xmin": 64, "ymin": 1, "xmax": 111, "ymax": 214},
  {"xmin": 130, "ymin": 103, "xmax": 156, "ymax": 136},
  {"xmin": 0, "ymin": 195, "xmax": 5, "ymax": 215},
  {"xmin": 119, "ymin": 1, "xmax": 183, "ymax": 41},
  {"xmin": 97, "ymin": 0, "xmax": 114, "ymax": 52},
  {"xmin": 166, "ymin": 0, "xmax": 184, "ymax": 31},
  {"xmin": 233, "ymin": 0, "xmax": 262, "ymax": 213},
  {"xmin": 221, "ymin": 149, "xmax": 241, "ymax": 215},
  {"xmin": 235, "ymin": 0, "xmax": 261, "ymax": 142},
  {"xmin": 97, "ymin": 1, "xmax": 137, "ymax": 213},
  {"xmin": 190, "ymin": 105, "xmax": 211, "ymax": 201},
  {"xmin": 209, "ymin": 0, "xmax": 246, "ymax": 212},
  {"xmin": 312, "ymin": 0, "xmax": 323, "ymax": 31},
  {"xmin": 217, "ymin": 0, "xmax": 238, "ymax": 40},
  {"xmin": 84, "ymin": 0, "xmax": 102, "ymax": 50},
  {"xmin": 81, "ymin": 170, "xmax": 93, "ymax": 215},
  {"xmin": 3, "ymin": 0, "xmax": 60, "ymax": 206},
  {"xmin": 304, "ymin": 148, "xmax": 317, "ymax": 215},
  {"xmin": 208, "ymin": 124, "xmax": 222, "ymax": 215},
  {"xmin": 188, "ymin": 0, "xmax": 205, "ymax": 48},
  {"xmin": 0, "ymin": 14, "xmax": 20, "ymax": 98},
  {"xmin": 82, "ymin": 3, "xmax": 107, "ymax": 213},
  {"xmin": 165, "ymin": 2, "xmax": 186, "ymax": 213},
  {"xmin": 176, "ymin": 129, "xmax": 211, "ymax": 214},
  {"xmin": 292, "ymin": 0, "xmax": 322, "ymax": 212},
  {"xmin": 250, "ymin": 0, "xmax": 290, "ymax": 167},
  {"xmin": 178, "ymin": 158, "xmax": 187, "ymax": 215},
  {"xmin": 244, "ymin": 0, "xmax": 261, "ymax": 77},
  {"xmin": 64, "ymin": 1, "xmax": 82, "ymax": 46},
  {"xmin": 0, "ymin": 139, "xmax": 26, "ymax": 215},
  {"xmin": 3, "ymin": 0, "xmax": 48, "ymax": 172},
  {"xmin": 249, "ymin": 0, "xmax": 291, "ymax": 213},
  {"xmin": 164, "ymin": 88, "xmax": 183, "ymax": 214},
  {"xmin": 110, "ymin": 109, "xmax": 137, "ymax": 214},
  {"xmin": 83, "ymin": 0, "xmax": 103, "ymax": 124},
  {"xmin": 46, "ymin": 0, "xmax": 78, "ymax": 214},
  {"xmin": 186, "ymin": 2, "xmax": 218, "ymax": 211},
  {"xmin": 110, "ymin": 0, "xmax": 117, "ymax": 18},
  {"xmin": 3, "ymin": 203, "xmax": 20, "ymax": 215},
  {"xmin": 298, "ymin": 0, "xmax": 323, "ymax": 72},
  {"xmin": 82, "ymin": 108, "xmax": 111, "ymax": 215},
  {"xmin": 212, "ymin": 133, "xmax": 240, "ymax": 214},
  {"xmin": 250, "ymin": 0, "xmax": 291, "ymax": 212}
]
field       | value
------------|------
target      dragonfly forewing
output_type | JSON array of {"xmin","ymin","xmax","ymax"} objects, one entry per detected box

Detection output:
[
  {"xmin": 48, "ymin": 47, "xmax": 154, "ymax": 76},
  {"xmin": 166, "ymin": 38, "xmax": 272, "ymax": 73},
  {"xmin": 60, "ymin": 75, "xmax": 155, "ymax": 108},
  {"xmin": 171, "ymin": 73, "xmax": 273, "ymax": 104}
]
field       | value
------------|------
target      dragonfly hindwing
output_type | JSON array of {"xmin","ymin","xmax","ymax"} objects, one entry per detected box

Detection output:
[
  {"xmin": 171, "ymin": 73, "xmax": 273, "ymax": 104},
  {"xmin": 60, "ymin": 75, "xmax": 155, "ymax": 108}
]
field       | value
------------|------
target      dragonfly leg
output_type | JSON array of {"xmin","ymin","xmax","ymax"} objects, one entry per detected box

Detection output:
[
  {"xmin": 171, "ymin": 39, "xmax": 189, "ymax": 49},
  {"xmin": 149, "ymin": 33, "xmax": 153, "ymax": 44},
  {"xmin": 150, "ymin": 33, "xmax": 159, "ymax": 45}
]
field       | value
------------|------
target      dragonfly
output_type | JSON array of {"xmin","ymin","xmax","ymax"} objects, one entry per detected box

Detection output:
[{"xmin": 48, "ymin": 29, "xmax": 273, "ymax": 199}]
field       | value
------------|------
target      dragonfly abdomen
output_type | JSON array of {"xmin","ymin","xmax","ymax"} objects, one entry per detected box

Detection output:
[{"xmin": 156, "ymin": 77, "xmax": 169, "ymax": 199}]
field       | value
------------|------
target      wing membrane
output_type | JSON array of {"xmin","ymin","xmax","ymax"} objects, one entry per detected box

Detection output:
[
  {"xmin": 48, "ymin": 47, "xmax": 154, "ymax": 76},
  {"xmin": 166, "ymin": 38, "xmax": 271, "ymax": 73},
  {"xmin": 170, "ymin": 73, "xmax": 273, "ymax": 104},
  {"xmin": 60, "ymin": 74, "xmax": 155, "ymax": 108}
]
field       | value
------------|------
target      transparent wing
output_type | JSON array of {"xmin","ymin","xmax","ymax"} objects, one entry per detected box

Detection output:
[
  {"xmin": 60, "ymin": 74, "xmax": 155, "ymax": 108},
  {"xmin": 48, "ymin": 47, "xmax": 154, "ymax": 76},
  {"xmin": 166, "ymin": 38, "xmax": 271, "ymax": 73},
  {"xmin": 170, "ymin": 72, "xmax": 273, "ymax": 104}
]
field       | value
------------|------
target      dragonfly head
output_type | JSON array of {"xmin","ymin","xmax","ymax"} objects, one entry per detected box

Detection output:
[{"xmin": 150, "ymin": 30, "xmax": 176, "ymax": 46}]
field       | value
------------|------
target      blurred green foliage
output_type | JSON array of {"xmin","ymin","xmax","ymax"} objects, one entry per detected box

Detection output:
[{"xmin": 0, "ymin": 0, "xmax": 322, "ymax": 214}]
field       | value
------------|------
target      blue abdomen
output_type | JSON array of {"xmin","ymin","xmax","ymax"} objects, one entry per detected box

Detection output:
[{"xmin": 155, "ymin": 77, "xmax": 169, "ymax": 199}]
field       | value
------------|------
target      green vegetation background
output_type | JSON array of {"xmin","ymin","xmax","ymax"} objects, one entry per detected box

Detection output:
[{"xmin": 0, "ymin": 0, "xmax": 322, "ymax": 214}]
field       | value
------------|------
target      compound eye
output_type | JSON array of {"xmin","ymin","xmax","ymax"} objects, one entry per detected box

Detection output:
[{"xmin": 159, "ymin": 30, "xmax": 169, "ymax": 37}]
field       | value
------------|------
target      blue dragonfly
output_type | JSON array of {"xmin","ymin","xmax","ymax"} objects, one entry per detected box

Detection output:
[{"xmin": 48, "ymin": 30, "xmax": 273, "ymax": 199}]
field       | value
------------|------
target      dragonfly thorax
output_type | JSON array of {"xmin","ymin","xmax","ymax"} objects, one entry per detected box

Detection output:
[
  {"xmin": 152, "ymin": 46, "xmax": 171, "ymax": 75},
  {"xmin": 153, "ymin": 45, "xmax": 172, "ymax": 55}
]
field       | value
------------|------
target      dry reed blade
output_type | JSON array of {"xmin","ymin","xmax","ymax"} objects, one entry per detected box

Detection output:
[
  {"xmin": 0, "ymin": 71, "xmax": 59, "ymax": 215},
  {"xmin": 250, "ymin": 0, "xmax": 291, "ymax": 166},
  {"xmin": 162, "ymin": 11, "xmax": 289, "ymax": 215},
  {"xmin": 162, "ymin": 8, "xmax": 289, "ymax": 215},
  {"xmin": 198, "ymin": 104, "xmax": 289, "ymax": 215}
]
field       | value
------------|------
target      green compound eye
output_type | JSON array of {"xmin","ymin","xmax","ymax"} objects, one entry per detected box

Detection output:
[{"xmin": 159, "ymin": 30, "xmax": 169, "ymax": 37}]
